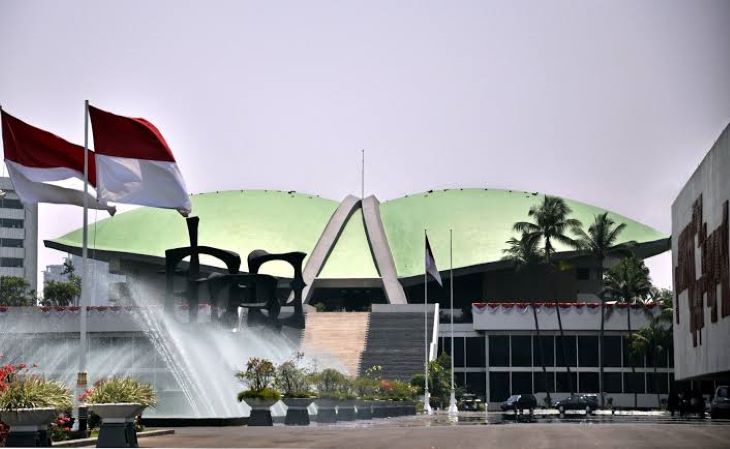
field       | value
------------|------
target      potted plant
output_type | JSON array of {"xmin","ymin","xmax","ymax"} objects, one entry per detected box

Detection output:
[
  {"xmin": 275, "ymin": 356, "xmax": 316, "ymax": 426},
  {"xmin": 313, "ymin": 368, "xmax": 349, "ymax": 423},
  {"xmin": 0, "ymin": 363, "xmax": 72, "ymax": 447},
  {"xmin": 236, "ymin": 358, "xmax": 280, "ymax": 426},
  {"xmin": 81, "ymin": 377, "xmax": 156, "ymax": 448}
]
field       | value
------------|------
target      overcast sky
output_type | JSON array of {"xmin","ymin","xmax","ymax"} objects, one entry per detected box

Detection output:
[{"xmin": 1, "ymin": 0, "xmax": 729, "ymax": 290}]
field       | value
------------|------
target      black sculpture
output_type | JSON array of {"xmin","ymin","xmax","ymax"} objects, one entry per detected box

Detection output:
[{"xmin": 164, "ymin": 217, "xmax": 306, "ymax": 329}]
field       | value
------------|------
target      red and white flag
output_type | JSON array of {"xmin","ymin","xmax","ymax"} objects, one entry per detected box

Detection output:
[
  {"xmin": 1, "ymin": 110, "xmax": 114, "ymax": 213},
  {"xmin": 425, "ymin": 233, "xmax": 443, "ymax": 286},
  {"xmin": 88, "ymin": 105, "xmax": 191, "ymax": 215}
]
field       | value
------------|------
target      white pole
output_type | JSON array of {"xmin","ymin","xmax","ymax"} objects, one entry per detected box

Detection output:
[
  {"xmin": 448, "ymin": 229, "xmax": 458, "ymax": 421},
  {"xmin": 75, "ymin": 100, "xmax": 90, "ymax": 428},
  {"xmin": 423, "ymin": 229, "xmax": 432, "ymax": 415}
]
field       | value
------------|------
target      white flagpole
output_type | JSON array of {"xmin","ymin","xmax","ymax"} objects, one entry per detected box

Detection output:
[
  {"xmin": 448, "ymin": 229, "xmax": 458, "ymax": 421},
  {"xmin": 75, "ymin": 100, "xmax": 90, "ymax": 428},
  {"xmin": 423, "ymin": 229, "xmax": 432, "ymax": 415}
]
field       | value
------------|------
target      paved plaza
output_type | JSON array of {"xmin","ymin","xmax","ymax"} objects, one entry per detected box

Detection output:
[{"xmin": 134, "ymin": 414, "xmax": 730, "ymax": 449}]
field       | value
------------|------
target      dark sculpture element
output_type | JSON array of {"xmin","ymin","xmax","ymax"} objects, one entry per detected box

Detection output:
[
  {"xmin": 674, "ymin": 195, "xmax": 730, "ymax": 347},
  {"xmin": 164, "ymin": 217, "xmax": 307, "ymax": 329}
]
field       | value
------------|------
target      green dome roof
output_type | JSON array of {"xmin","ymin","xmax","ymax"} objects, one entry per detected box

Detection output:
[{"xmin": 49, "ymin": 188, "xmax": 667, "ymax": 279}]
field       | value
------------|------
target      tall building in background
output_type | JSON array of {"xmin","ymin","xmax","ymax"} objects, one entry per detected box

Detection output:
[{"xmin": 0, "ymin": 177, "xmax": 37, "ymax": 292}]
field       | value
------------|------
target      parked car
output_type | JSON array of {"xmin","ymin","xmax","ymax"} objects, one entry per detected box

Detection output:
[
  {"xmin": 500, "ymin": 394, "xmax": 537, "ymax": 412},
  {"xmin": 555, "ymin": 394, "xmax": 600, "ymax": 413},
  {"xmin": 711, "ymin": 386, "xmax": 730, "ymax": 419},
  {"xmin": 459, "ymin": 394, "xmax": 482, "ymax": 411}
]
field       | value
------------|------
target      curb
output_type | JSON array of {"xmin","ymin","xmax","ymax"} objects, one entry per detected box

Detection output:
[{"xmin": 53, "ymin": 429, "xmax": 175, "ymax": 447}]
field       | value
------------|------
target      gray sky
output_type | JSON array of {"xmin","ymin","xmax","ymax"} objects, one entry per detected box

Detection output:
[{"xmin": 1, "ymin": 0, "xmax": 729, "ymax": 290}]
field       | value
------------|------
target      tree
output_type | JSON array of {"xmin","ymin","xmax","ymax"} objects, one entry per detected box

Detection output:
[
  {"xmin": 602, "ymin": 256, "xmax": 653, "ymax": 408},
  {"xmin": 410, "ymin": 353, "xmax": 451, "ymax": 408},
  {"xmin": 42, "ymin": 280, "xmax": 81, "ymax": 307},
  {"xmin": 514, "ymin": 195, "xmax": 582, "ymax": 395},
  {"xmin": 0, "ymin": 276, "xmax": 36, "ymax": 306},
  {"xmin": 571, "ymin": 212, "xmax": 634, "ymax": 407},
  {"xmin": 630, "ymin": 320, "xmax": 672, "ymax": 408},
  {"xmin": 502, "ymin": 232, "xmax": 551, "ymax": 402}
]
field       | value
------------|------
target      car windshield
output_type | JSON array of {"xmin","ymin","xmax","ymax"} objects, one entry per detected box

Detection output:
[
  {"xmin": 506, "ymin": 395, "xmax": 520, "ymax": 401},
  {"xmin": 718, "ymin": 387, "xmax": 729, "ymax": 398}
]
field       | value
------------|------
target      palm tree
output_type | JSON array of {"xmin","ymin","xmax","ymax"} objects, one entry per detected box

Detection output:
[
  {"xmin": 602, "ymin": 256, "xmax": 653, "ymax": 408},
  {"xmin": 630, "ymin": 321, "xmax": 672, "ymax": 408},
  {"xmin": 514, "ymin": 195, "xmax": 582, "ymax": 396},
  {"xmin": 503, "ymin": 232, "xmax": 551, "ymax": 402},
  {"xmin": 571, "ymin": 213, "xmax": 635, "ymax": 407}
]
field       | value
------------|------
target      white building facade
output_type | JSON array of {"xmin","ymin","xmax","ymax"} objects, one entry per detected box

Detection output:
[{"xmin": 0, "ymin": 177, "xmax": 37, "ymax": 292}]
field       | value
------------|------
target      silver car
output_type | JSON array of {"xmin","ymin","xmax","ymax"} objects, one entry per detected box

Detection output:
[{"xmin": 711, "ymin": 386, "xmax": 730, "ymax": 419}]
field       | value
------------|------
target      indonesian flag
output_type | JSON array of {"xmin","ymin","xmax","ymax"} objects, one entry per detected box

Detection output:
[
  {"xmin": 1, "ymin": 110, "xmax": 115, "ymax": 214},
  {"xmin": 425, "ymin": 233, "xmax": 442, "ymax": 286},
  {"xmin": 88, "ymin": 105, "xmax": 191, "ymax": 215}
]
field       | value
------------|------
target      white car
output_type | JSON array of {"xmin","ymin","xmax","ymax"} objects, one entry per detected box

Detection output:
[{"xmin": 710, "ymin": 386, "xmax": 730, "ymax": 419}]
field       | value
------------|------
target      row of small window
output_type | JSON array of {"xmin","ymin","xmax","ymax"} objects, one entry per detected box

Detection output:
[
  {"xmin": 0, "ymin": 238, "xmax": 23, "ymax": 248},
  {"xmin": 0, "ymin": 258, "xmax": 23, "ymax": 268},
  {"xmin": 439, "ymin": 335, "xmax": 673, "ymax": 369},
  {"xmin": 456, "ymin": 371, "xmax": 673, "ymax": 402},
  {"xmin": 0, "ymin": 219, "xmax": 23, "ymax": 229},
  {"xmin": 0, "ymin": 199, "xmax": 24, "ymax": 210}
]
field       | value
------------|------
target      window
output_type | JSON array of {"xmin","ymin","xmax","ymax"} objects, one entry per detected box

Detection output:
[
  {"xmin": 578, "ymin": 336, "xmax": 599, "ymax": 367},
  {"xmin": 465, "ymin": 372, "xmax": 486, "ymax": 398},
  {"xmin": 579, "ymin": 372, "xmax": 599, "ymax": 393},
  {"xmin": 511, "ymin": 336, "xmax": 532, "ymax": 367},
  {"xmin": 489, "ymin": 372, "xmax": 510, "ymax": 402},
  {"xmin": 489, "ymin": 335, "xmax": 509, "ymax": 366},
  {"xmin": 0, "ymin": 258, "xmax": 23, "ymax": 268},
  {"xmin": 533, "ymin": 335, "xmax": 554, "ymax": 367},
  {"xmin": 603, "ymin": 336, "xmax": 622, "ymax": 367},
  {"xmin": 534, "ymin": 372, "xmax": 555, "ymax": 394},
  {"xmin": 0, "ymin": 199, "xmax": 24, "ymax": 209},
  {"xmin": 556, "ymin": 335, "xmax": 577, "ymax": 367},
  {"xmin": 512, "ymin": 372, "xmax": 532, "ymax": 394},
  {"xmin": 0, "ymin": 219, "xmax": 23, "ymax": 229},
  {"xmin": 453, "ymin": 337, "xmax": 465, "ymax": 368},
  {"xmin": 465, "ymin": 337, "xmax": 485, "ymax": 368},
  {"xmin": 623, "ymin": 372, "xmax": 645, "ymax": 394},
  {"xmin": 647, "ymin": 373, "xmax": 668, "ymax": 394},
  {"xmin": 556, "ymin": 372, "xmax": 577, "ymax": 393},
  {"xmin": 1, "ymin": 238, "xmax": 23, "ymax": 248},
  {"xmin": 623, "ymin": 336, "xmax": 644, "ymax": 367},
  {"xmin": 576, "ymin": 268, "xmax": 590, "ymax": 280},
  {"xmin": 604, "ymin": 372, "xmax": 622, "ymax": 393}
]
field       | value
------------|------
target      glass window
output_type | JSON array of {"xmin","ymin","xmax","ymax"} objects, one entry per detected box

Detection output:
[
  {"xmin": 489, "ymin": 335, "xmax": 509, "ymax": 367},
  {"xmin": 651, "ymin": 347, "xmax": 669, "ymax": 368},
  {"xmin": 576, "ymin": 268, "xmax": 590, "ymax": 280},
  {"xmin": 603, "ymin": 336, "xmax": 622, "ymax": 367},
  {"xmin": 453, "ymin": 337, "xmax": 465, "ymax": 368},
  {"xmin": 533, "ymin": 335, "xmax": 554, "ymax": 367},
  {"xmin": 534, "ymin": 371, "xmax": 554, "ymax": 394},
  {"xmin": 1, "ymin": 238, "xmax": 23, "ymax": 248},
  {"xmin": 512, "ymin": 372, "xmax": 532, "ymax": 394},
  {"xmin": 556, "ymin": 335, "xmax": 577, "ymax": 367},
  {"xmin": 441, "ymin": 337, "xmax": 451, "ymax": 357},
  {"xmin": 0, "ymin": 258, "xmax": 23, "ymax": 268},
  {"xmin": 0, "ymin": 199, "xmax": 24, "ymax": 209},
  {"xmin": 647, "ymin": 373, "xmax": 668, "ymax": 394},
  {"xmin": 1, "ymin": 218, "xmax": 23, "ymax": 229},
  {"xmin": 579, "ymin": 372, "xmax": 599, "ymax": 393},
  {"xmin": 465, "ymin": 337, "xmax": 485, "ymax": 368},
  {"xmin": 511, "ymin": 336, "xmax": 532, "ymax": 367},
  {"xmin": 556, "ymin": 372, "xmax": 577, "ymax": 393},
  {"xmin": 465, "ymin": 372, "xmax": 486, "ymax": 398},
  {"xmin": 623, "ymin": 372, "xmax": 645, "ymax": 393},
  {"xmin": 489, "ymin": 372, "xmax": 510, "ymax": 402},
  {"xmin": 604, "ymin": 372, "xmax": 622, "ymax": 393},
  {"xmin": 578, "ymin": 336, "xmax": 599, "ymax": 367},
  {"xmin": 623, "ymin": 336, "xmax": 644, "ymax": 367}
]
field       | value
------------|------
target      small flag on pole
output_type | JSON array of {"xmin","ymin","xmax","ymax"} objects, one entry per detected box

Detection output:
[
  {"xmin": 88, "ymin": 105, "xmax": 191, "ymax": 215},
  {"xmin": 425, "ymin": 234, "xmax": 442, "ymax": 286},
  {"xmin": 1, "ymin": 109, "xmax": 115, "ymax": 214}
]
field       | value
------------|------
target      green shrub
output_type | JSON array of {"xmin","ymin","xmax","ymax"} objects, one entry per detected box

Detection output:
[
  {"xmin": 237, "ymin": 387, "xmax": 281, "ymax": 402},
  {"xmin": 0, "ymin": 376, "xmax": 72, "ymax": 411},
  {"xmin": 81, "ymin": 377, "xmax": 157, "ymax": 407},
  {"xmin": 275, "ymin": 355, "xmax": 314, "ymax": 398}
]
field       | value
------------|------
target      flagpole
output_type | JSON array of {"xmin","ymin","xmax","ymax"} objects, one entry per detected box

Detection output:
[
  {"xmin": 76, "ymin": 100, "xmax": 90, "ymax": 429},
  {"xmin": 448, "ymin": 229, "xmax": 458, "ymax": 421},
  {"xmin": 423, "ymin": 229, "xmax": 432, "ymax": 415}
]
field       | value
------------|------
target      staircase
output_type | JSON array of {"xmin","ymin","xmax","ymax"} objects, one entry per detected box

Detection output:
[
  {"xmin": 358, "ymin": 310, "xmax": 434, "ymax": 381},
  {"xmin": 300, "ymin": 311, "xmax": 370, "ymax": 376}
]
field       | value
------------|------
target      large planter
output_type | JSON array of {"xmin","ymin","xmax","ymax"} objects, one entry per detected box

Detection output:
[
  {"xmin": 355, "ymin": 400, "xmax": 373, "ymax": 420},
  {"xmin": 336, "ymin": 399, "xmax": 357, "ymax": 421},
  {"xmin": 404, "ymin": 400, "xmax": 417, "ymax": 415},
  {"xmin": 282, "ymin": 398, "xmax": 314, "ymax": 426},
  {"xmin": 314, "ymin": 398, "xmax": 338, "ymax": 423},
  {"xmin": 244, "ymin": 398, "xmax": 278, "ymax": 426},
  {"xmin": 0, "ymin": 407, "xmax": 57, "ymax": 447},
  {"xmin": 371, "ymin": 400, "xmax": 389, "ymax": 418},
  {"xmin": 88, "ymin": 403, "xmax": 146, "ymax": 448}
]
